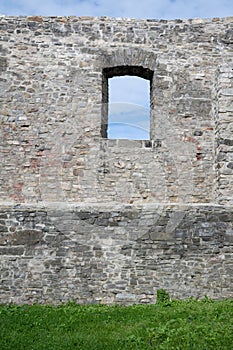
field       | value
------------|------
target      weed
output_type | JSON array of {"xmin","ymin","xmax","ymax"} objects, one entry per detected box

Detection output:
[{"xmin": 156, "ymin": 288, "xmax": 171, "ymax": 305}]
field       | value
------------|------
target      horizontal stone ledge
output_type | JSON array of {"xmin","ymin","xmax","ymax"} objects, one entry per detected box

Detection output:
[{"xmin": 0, "ymin": 201, "xmax": 232, "ymax": 212}]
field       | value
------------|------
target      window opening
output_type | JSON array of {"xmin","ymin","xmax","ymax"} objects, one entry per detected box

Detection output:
[
  {"xmin": 108, "ymin": 76, "xmax": 150, "ymax": 140},
  {"xmin": 102, "ymin": 66, "xmax": 153, "ymax": 140}
]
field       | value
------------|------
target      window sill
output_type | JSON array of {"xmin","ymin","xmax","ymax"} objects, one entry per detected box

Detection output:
[{"xmin": 99, "ymin": 139, "xmax": 162, "ymax": 148}]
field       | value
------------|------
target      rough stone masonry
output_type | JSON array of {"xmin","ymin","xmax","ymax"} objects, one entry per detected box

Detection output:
[{"xmin": 0, "ymin": 15, "xmax": 232, "ymax": 304}]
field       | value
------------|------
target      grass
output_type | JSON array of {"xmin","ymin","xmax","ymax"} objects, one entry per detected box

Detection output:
[{"xmin": 0, "ymin": 298, "xmax": 232, "ymax": 349}]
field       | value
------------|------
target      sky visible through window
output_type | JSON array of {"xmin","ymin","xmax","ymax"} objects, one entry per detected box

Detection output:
[{"xmin": 108, "ymin": 76, "xmax": 150, "ymax": 140}]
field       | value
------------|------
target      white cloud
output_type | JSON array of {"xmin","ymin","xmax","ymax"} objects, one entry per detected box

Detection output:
[
  {"xmin": 1, "ymin": 0, "xmax": 233, "ymax": 19},
  {"xmin": 108, "ymin": 103, "xmax": 150, "ymax": 140}
]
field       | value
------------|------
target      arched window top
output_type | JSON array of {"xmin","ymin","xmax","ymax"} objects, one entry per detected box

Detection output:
[{"xmin": 103, "ymin": 65, "xmax": 153, "ymax": 81}]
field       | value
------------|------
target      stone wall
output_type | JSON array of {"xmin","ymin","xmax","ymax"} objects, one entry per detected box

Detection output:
[
  {"xmin": 0, "ymin": 16, "xmax": 233, "ymax": 303},
  {"xmin": 1, "ymin": 15, "xmax": 232, "ymax": 204},
  {"xmin": 0, "ymin": 203, "xmax": 232, "ymax": 304}
]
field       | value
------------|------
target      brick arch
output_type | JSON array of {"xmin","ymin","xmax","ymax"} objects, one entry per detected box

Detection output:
[{"xmin": 101, "ymin": 48, "xmax": 157, "ymax": 72}]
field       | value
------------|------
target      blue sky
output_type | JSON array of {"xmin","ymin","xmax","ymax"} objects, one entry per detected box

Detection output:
[
  {"xmin": 1, "ymin": 0, "xmax": 233, "ymax": 19},
  {"xmin": 108, "ymin": 77, "xmax": 150, "ymax": 139},
  {"xmin": 1, "ymin": 1, "xmax": 232, "ymax": 139}
]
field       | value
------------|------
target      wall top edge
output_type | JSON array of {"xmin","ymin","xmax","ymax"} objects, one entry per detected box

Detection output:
[{"xmin": 0, "ymin": 15, "xmax": 232, "ymax": 25}]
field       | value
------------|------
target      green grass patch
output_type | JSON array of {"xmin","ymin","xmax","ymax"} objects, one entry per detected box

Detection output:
[{"xmin": 0, "ymin": 298, "xmax": 232, "ymax": 349}]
